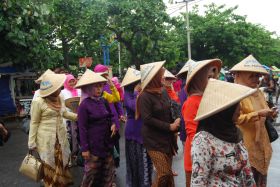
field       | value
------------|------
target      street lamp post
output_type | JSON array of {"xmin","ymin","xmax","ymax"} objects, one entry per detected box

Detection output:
[{"xmin": 176, "ymin": 0, "xmax": 195, "ymax": 60}]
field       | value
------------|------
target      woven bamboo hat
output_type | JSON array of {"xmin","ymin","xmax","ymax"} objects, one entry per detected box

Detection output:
[
  {"xmin": 75, "ymin": 69, "xmax": 107, "ymax": 88},
  {"xmin": 230, "ymin": 54, "xmax": 268, "ymax": 74},
  {"xmin": 121, "ymin": 68, "xmax": 141, "ymax": 87},
  {"xmin": 65, "ymin": 97, "xmax": 80, "ymax": 113},
  {"xmin": 195, "ymin": 79, "xmax": 257, "ymax": 121},
  {"xmin": 35, "ymin": 69, "xmax": 54, "ymax": 84},
  {"xmin": 140, "ymin": 60, "xmax": 166, "ymax": 90},
  {"xmin": 39, "ymin": 74, "xmax": 66, "ymax": 97},
  {"xmin": 185, "ymin": 59, "xmax": 222, "ymax": 92},
  {"xmin": 176, "ymin": 59, "xmax": 195, "ymax": 77},
  {"xmin": 164, "ymin": 69, "xmax": 176, "ymax": 80}
]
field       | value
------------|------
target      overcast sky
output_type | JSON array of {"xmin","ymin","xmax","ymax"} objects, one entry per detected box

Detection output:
[{"xmin": 165, "ymin": 0, "xmax": 280, "ymax": 35}]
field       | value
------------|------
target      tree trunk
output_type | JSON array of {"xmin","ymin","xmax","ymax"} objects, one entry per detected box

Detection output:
[{"xmin": 61, "ymin": 36, "xmax": 69, "ymax": 69}]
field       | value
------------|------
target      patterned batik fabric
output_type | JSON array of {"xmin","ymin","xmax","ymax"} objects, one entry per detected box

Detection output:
[
  {"xmin": 81, "ymin": 154, "xmax": 115, "ymax": 187},
  {"xmin": 66, "ymin": 120, "xmax": 79, "ymax": 155},
  {"xmin": 251, "ymin": 167, "xmax": 267, "ymax": 187},
  {"xmin": 125, "ymin": 140, "xmax": 153, "ymax": 187},
  {"xmin": 43, "ymin": 138, "xmax": 73, "ymax": 187},
  {"xmin": 191, "ymin": 131, "xmax": 256, "ymax": 187},
  {"xmin": 148, "ymin": 150, "xmax": 175, "ymax": 187}
]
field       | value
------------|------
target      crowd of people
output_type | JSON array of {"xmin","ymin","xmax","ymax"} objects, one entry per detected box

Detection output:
[{"xmin": 3, "ymin": 54, "xmax": 276, "ymax": 186}]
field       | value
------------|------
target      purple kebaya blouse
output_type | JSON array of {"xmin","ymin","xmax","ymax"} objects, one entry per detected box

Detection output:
[
  {"xmin": 77, "ymin": 97, "xmax": 116, "ymax": 157},
  {"xmin": 124, "ymin": 91, "xmax": 143, "ymax": 144}
]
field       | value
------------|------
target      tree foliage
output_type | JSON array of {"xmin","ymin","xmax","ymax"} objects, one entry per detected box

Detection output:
[
  {"xmin": 188, "ymin": 4, "xmax": 280, "ymax": 67},
  {"xmin": 1, "ymin": 1, "xmax": 280, "ymax": 73}
]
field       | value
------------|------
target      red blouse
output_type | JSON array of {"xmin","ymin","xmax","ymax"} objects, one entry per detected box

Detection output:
[{"xmin": 182, "ymin": 95, "xmax": 202, "ymax": 172}]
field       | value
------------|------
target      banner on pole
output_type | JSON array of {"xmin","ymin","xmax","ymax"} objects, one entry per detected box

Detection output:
[{"xmin": 79, "ymin": 57, "xmax": 93, "ymax": 67}]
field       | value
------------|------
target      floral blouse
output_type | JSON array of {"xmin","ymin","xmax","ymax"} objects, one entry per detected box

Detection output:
[{"xmin": 191, "ymin": 131, "xmax": 256, "ymax": 187}]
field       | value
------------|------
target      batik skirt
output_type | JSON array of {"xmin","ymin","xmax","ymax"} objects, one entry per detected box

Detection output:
[
  {"xmin": 148, "ymin": 150, "xmax": 174, "ymax": 187},
  {"xmin": 43, "ymin": 139, "xmax": 73, "ymax": 187},
  {"xmin": 81, "ymin": 153, "xmax": 115, "ymax": 187},
  {"xmin": 125, "ymin": 139, "xmax": 153, "ymax": 187}
]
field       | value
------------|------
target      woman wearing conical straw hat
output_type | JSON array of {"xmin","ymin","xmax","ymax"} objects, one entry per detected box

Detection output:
[
  {"xmin": 121, "ymin": 68, "xmax": 153, "ymax": 187},
  {"xmin": 163, "ymin": 69, "xmax": 180, "ymax": 103},
  {"xmin": 136, "ymin": 61, "xmax": 180, "ymax": 187},
  {"xmin": 191, "ymin": 79, "xmax": 256, "ymax": 186},
  {"xmin": 182, "ymin": 59, "xmax": 222, "ymax": 187},
  {"xmin": 28, "ymin": 73, "xmax": 77, "ymax": 186},
  {"xmin": 94, "ymin": 64, "xmax": 124, "ymax": 168},
  {"xmin": 176, "ymin": 59, "xmax": 195, "ymax": 148},
  {"xmin": 75, "ymin": 69, "xmax": 118, "ymax": 187},
  {"xmin": 231, "ymin": 55, "xmax": 277, "ymax": 186},
  {"xmin": 33, "ymin": 69, "xmax": 55, "ymax": 100}
]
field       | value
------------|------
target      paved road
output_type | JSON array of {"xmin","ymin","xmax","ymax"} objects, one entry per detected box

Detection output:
[{"xmin": 0, "ymin": 119, "xmax": 279, "ymax": 187}]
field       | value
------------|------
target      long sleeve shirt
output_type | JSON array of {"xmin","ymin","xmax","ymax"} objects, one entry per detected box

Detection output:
[
  {"xmin": 124, "ymin": 91, "xmax": 143, "ymax": 144},
  {"xmin": 182, "ymin": 95, "xmax": 202, "ymax": 171},
  {"xmin": 28, "ymin": 96, "xmax": 77, "ymax": 168},
  {"xmin": 236, "ymin": 89, "xmax": 272, "ymax": 175},
  {"xmin": 77, "ymin": 97, "xmax": 116, "ymax": 157},
  {"xmin": 102, "ymin": 85, "xmax": 120, "ymax": 103},
  {"xmin": 139, "ymin": 91, "xmax": 177, "ymax": 155},
  {"xmin": 103, "ymin": 83, "xmax": 123, "ymax": 130}
]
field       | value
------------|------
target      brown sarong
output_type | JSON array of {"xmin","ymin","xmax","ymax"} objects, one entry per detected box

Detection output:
[
  {"xmin": 148, "ymin": 150, "xmax": 174, "ymax": 187},
  {"xmin": 43, "ymin": 139, "xmax": 73, "ymax": 187},
  {"xmin": 81, "ymin": 154, "xmax": 115, "ymax": 187}
]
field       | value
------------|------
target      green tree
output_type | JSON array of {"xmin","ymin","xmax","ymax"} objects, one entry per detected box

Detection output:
[
  {"xmin": 187, "ymin": 4, "xmax": 280, "ymax": 67},
  {"xmin": 106, "ymin": 0, "xmax": 171, "ymax": 68},
  {"xmin": 0, "ymin": 0, "xmax": 58, "ymax": 70}
]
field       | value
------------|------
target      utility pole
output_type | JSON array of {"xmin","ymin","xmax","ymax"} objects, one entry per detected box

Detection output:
[
  {"xmin": 175, "ymin": 0, "xmax": 194, "ymax": 60},
  {"xmin": 118, "ymin": 42, "xmax": 121, "ymax": 77}
]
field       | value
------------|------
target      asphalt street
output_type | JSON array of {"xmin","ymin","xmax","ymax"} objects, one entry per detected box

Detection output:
[{"xmin": 0, "ymin": 118, "xmax": 280, "ymax": 187}]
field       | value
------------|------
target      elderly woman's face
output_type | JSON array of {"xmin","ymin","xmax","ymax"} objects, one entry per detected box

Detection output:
[
  {"xmin": 237, "ymin": 72, "xmax": 261, "ymax": 88},
  {"xmin": 92, "ymin": 82, "xmax": 105, "ymax": 97}
]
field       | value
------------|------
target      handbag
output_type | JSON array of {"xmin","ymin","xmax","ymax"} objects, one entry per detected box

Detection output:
[
  {"xmin": 162, "ymin": 89, "xmax": 181, "ymax": 120},
  {"xmin": 265, "ymin": 117, "xmax": 279, "ymax": 142},
  {"xmin": 19, "ymin": 150, "xmax": 43, "ymax": 182}
]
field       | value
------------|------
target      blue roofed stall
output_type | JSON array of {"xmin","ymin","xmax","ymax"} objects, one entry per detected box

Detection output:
[
  {"xmin": 0, "ymin": 64, "xmax": 37, "ymax": 117},
  {"xmin": 0, "ymin": 67, "xmax": 17, "ymax": 116}
]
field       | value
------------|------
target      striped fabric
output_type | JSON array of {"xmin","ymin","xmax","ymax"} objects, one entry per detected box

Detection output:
[
  {"xmin": 148, "ymin": 150, "xmax": 175, "ymax": 187},
  {"xmin": 81, "ymin": 154, "xmax": 115, "ymax": 187},
  {"xmin": 43, "ymin": 139, "xmax": 73, "ymax": 187},
  {"xmin": 125, "ymin": 140, "xmax": 153, "ymax": 187}
]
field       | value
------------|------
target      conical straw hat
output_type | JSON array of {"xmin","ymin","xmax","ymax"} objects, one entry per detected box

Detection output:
[
  {"xmin": 176, "ymin": 59, "xmax": 196, "ymax": 77},
  {"xmin": 121, "ymin": 68, "xmax": 141, "ymax": 87},
  {"xmin": 185, "ymin": 59, "xmax": 222, "ymax": 93},
  {"xmin": 65, "ymin": 97, "xmax": 80, "ymax": 113},
  {"xmin": 140, "ymin": 61, "xmax": 165, "ymax": 90},
  {"xmin": 39, "ymin": 74, "xmax": 66, "ymax": 97},
  {"xmin": 75, "ymin": 69, "xmax": 107, "ymax": 88},
  {"xmin": 35, "ymin": 69, "xmax": 54, "ymax": 84},
  {"xmin": 230, "ymin": 54, "xmax": 268, "ymax": 74},
  {"xmin": 164, "ymin": 69, "xmax": 176, "ymax": 79},
  {"xmin": 195, "ymin": 79, "xmax": 257, "ymax": 121}
]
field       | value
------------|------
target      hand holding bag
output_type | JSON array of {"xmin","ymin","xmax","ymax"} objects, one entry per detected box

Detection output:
[
  {"xmin": 19, "ymin": 150, "xmax": 43, "ymax": 182},
  {"xmin": 265, "ymin": 117, "xmax": 279, "ymax": 142}
]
